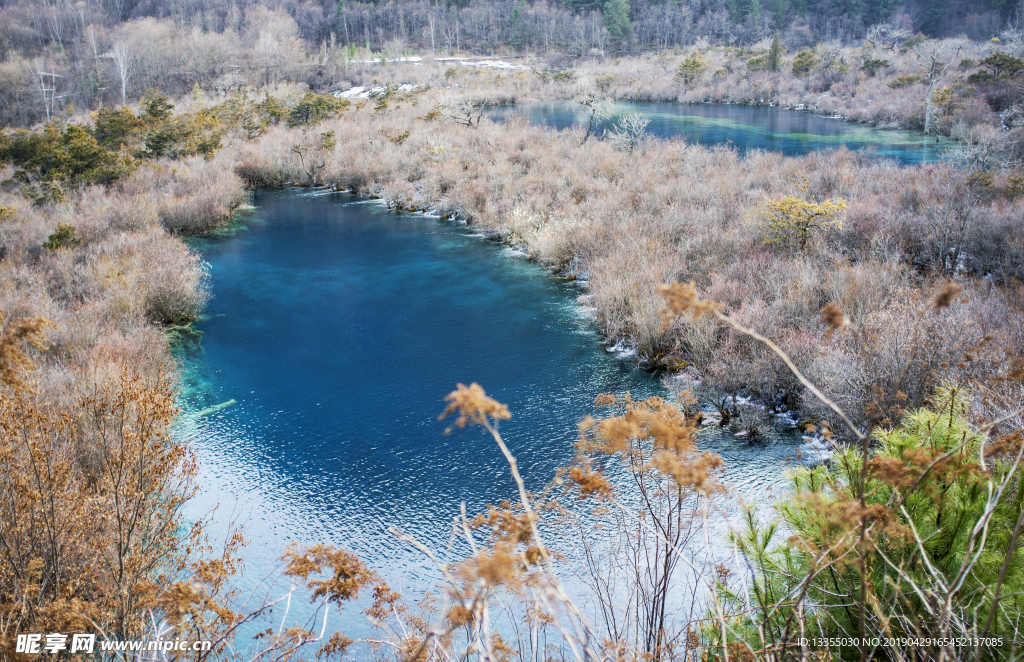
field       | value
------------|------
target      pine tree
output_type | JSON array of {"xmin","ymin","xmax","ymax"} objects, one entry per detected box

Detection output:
[
  {"xmin": 918, "ymin": 0, "xmax": 949, "ymax": 34},
  {"xmin": 768, "ymin": 30, "xmax": 783, "ymax": 71},
  {"xmin": 509, "ymin": 0, "xmax": 523, "ymax": 47},
  {"xmin": 747, "ymin": 0, "xmax": 763, "ymax": 22},
  {"xmin": 603, "ymin": 0, "xmax": 633, "ymax": 42}
]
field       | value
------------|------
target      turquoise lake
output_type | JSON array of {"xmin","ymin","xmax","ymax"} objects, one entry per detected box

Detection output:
[
  {"xmin": 487, "ymin": 101, "xmax": 950, "ymax": 163},
  {"xmin": 178, "ymin": 101, "xmax": 934, "ymax": 637},
  {"xmin": 178, "ymin": 190, "xmax": 802, "ymax": 639}
]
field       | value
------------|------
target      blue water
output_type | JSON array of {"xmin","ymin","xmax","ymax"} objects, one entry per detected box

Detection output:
[
  {"xmin": 178, "ymin": 190, "xmax": 803, "ymax": 641},
  {"xmin": 178, "ymin": 192, "xmax": 655, "ymax": 616},
  {"xmin": 487, "ymin": 102, "xmax": 949, "ymax": 164}
]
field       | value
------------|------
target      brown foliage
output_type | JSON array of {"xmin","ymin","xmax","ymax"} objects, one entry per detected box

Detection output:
[
  {"xmin": 440, "ymin": 382, "xmax": 511, "ymax": 430},
  {"xmin": 0, "ymin": 369, "xmax": 235, "ymax": 651},
  {"xmin": 934, "ymin": 281, "xmax": 964, "ymax": 309},
  {"xmin": 283, "ymin": 543, "xmax": 377, "ymax": 604},
  {"xmin": 0, "ymin": 314, "xmax": 51, "ymax": 391},
  {"xmin": 579, "ymin": 394, "xmax": 724, "ymax": 495}
]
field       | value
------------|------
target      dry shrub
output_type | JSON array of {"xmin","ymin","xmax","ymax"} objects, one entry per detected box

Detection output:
[
  {"xmin": 86, "ymin": 227, "xmax": 210, "ymax": 325},
  {"xmin": 821, "ymin": 261, "xmax": 905, "ymax": 324},
  {"xmin": 588, "ymin": 240, "xmax": 677, "ymax": 355},
  {"xmin": 808, "ymin": 291, "xmax": 992, "ymax": 426},
  {"xmin": 107, "ymin": 193, "xmax": 160, "ymax": 233},
  {"xmin": 0, "ymin": 369, "xmax": 215, "ymax": 648},
  {"xmin": 530, "ymin": 213, "xmax": 606, "ymax": 269},
  {"xmin": 120, "ymin": 156, "xmax": 246, "ymax": 233}
]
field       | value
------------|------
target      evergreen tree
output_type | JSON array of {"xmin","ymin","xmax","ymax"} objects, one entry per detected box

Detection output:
[
  {"xmin": 990, "ymin": 0, "xmax": 1018, "ymax": 18},
  {"xmin": 748, "ymin": 0, "xmax": 763, "ymax": 21},
  {"xmin": 727, "ymin": 0, "xmax": 743, "ymax": 23},
  {"xmin": 509, "ymin": 0, "xmax": 523, "ymax": 47},
  {"xmin": 768, "ymin": 30, "xmax": 783, "ymax": 71},
  {"xmin": 864, "ymin": 0, "xmax": 900, "ymax": 24},
  {"xmin": 769, "ymin": 0, "xmax": 787, "ymax": 26},
  {"xmin": 603, "ymin": 0, "xmax": 633, "ymax": 41},
  {"xmin": 561, "ymin": 0, "xmax": 604, "ymax": 12},
  {"xmin": 830, "ymin": 0, "xmax": 867, "ymax": 23},
  {"xmin": 918, "ymin": 0, "xmax": 949, "ymax": 34},
  {"xmin": 334, "ymin": 0, "xmax": 350, "ymax": 47}
]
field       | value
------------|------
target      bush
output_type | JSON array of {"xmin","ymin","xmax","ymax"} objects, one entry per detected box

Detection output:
[
  {"xmin": 147, "ymin": 158, "xmax": 246, "ymax": 233},
  {"xmin": 140, "ymin": 90, "xmax": 174, "ymax": 122},
  {"xmin": 89, "ymin": 92, "xmax": 226, "ymax": 159},
  {"xmin": 257, "ymin": 96, "xmax": 289, "ymax": 125},
  {"xmin": 972, "ymin": 52, "xmax": 1024, "ymax": 81},
  {"xmin": 93, "ymin": 106, "xmax": 146, "ymax": 150},
  {"xmin": 42, "ymin": 222, "xmax": 79, "ymax": 250},
  {"xmin": 761, "ymin": 181, "xmax": 847, "ymax": 251},
  {"xmin": 143, "ymin": 110, "xmax": 223, "ymax": 159},
  {"xmin": 209, "ymin": 92, "xmax": 289, "ymax": 140},
  {"xmin": 287, "ymin": 92, "xmax": 349, "ymax": 127},
  {"xmin": 791, "ymin": 49, "xmax": 817, "ymax": 75},
  {"xmin": 0, "ymin": 124, "xmax": 129, "ymax": 185},
  {"xmin": 859, "ymin": 58, "xmax": 891, "ymax": 76},
  {"xmin": 676, "ymin": 53, "xmax": 706, "ymax": 85},
  {"xmin": 899, "ymin": 32, "xmax": 928, "ymax": 52},
  {"xmin": 888, "ymin": 74, "xmax": 923, "ymax": 88},
  {"xmin": 723, "ymin": 386, "xmax": 1024, "ymax": 659},
  {"xmin": 0, "ymin": 370, "xmax": 226, "ymax": 648}
]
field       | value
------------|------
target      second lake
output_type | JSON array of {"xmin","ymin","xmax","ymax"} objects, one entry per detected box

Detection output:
[{"xmin": 487, "ymin": 101, "xmax": 950, "ymax": 164}]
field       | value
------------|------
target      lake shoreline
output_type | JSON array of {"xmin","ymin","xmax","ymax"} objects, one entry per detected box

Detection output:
[
  {"xmin": 224, "ymin": 81, "xmax": 1020, "ymax": 443},
  {"xmin": 251, "ymin": 97, "xmax": 947, "ymax": 381},
  {"xmin": 243, "ymin": 184, "xmax": 676, "ymax": 372}
]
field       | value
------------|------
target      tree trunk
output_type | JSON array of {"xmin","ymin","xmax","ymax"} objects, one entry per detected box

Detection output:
[{"xmin": 924, "ymin": 77, "xmax": 935, "ymax": 135}]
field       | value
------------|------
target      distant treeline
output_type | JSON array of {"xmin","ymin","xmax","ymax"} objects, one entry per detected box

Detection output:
[
  {"xmin": 0, "ymin": 0, "xmax": 1020, "ymax": 126},
  {"xmin": 2, "ymin": 0, "xmax": 1020, "ymax": 60}
]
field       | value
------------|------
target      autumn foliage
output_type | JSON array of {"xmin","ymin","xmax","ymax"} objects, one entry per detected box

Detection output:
[{"xmin": 0, "ymin": 369, "xmax": 205, "ymax": 652}]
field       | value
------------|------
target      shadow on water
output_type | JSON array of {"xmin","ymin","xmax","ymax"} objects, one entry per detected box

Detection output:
[
  {"xmin": 487, "ymin": 101, "xmax": 950, "ymax": 164},
  {"xmin": 176, "ymin": 190, "xmax": 810, "ymax": 641}
]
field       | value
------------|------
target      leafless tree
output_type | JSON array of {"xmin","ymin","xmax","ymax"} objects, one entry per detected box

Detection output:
[
  {"xmin": 920, "ymin": 48, "xmax": 946, "ymax": 135},
  {"xmin": 605, "ymin": 113, "xmax": 650, "ymax": 153},
  {"xmin": 43, "ymin": 0, "xmax": 66, "ymax": 48},
  {"xmin": 866, "ymin": 22, "xmax": 911, "ymax": 50},
  {"xmin": 437, "ymin": 94, "xmax": 486, "ymax": 126},
  {"xmin": 108, "ymin": 42, "xmax": 135, "ymax": 106},
  {"xmin": 572, "ymin": 84, "xmax": 613, "ymax": 145},
  {"xmin": 33, "ymin": 61, "xmax": 62, "ymax": 121}
]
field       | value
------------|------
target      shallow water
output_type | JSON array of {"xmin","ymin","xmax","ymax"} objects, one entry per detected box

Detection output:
[
  {"xmin": 179, "ymin": 190, "xmax": 806, "ymax": 639},
  {"xmin": 487, "ymin": 101, "xmax": 949, "ymax": 164}
]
